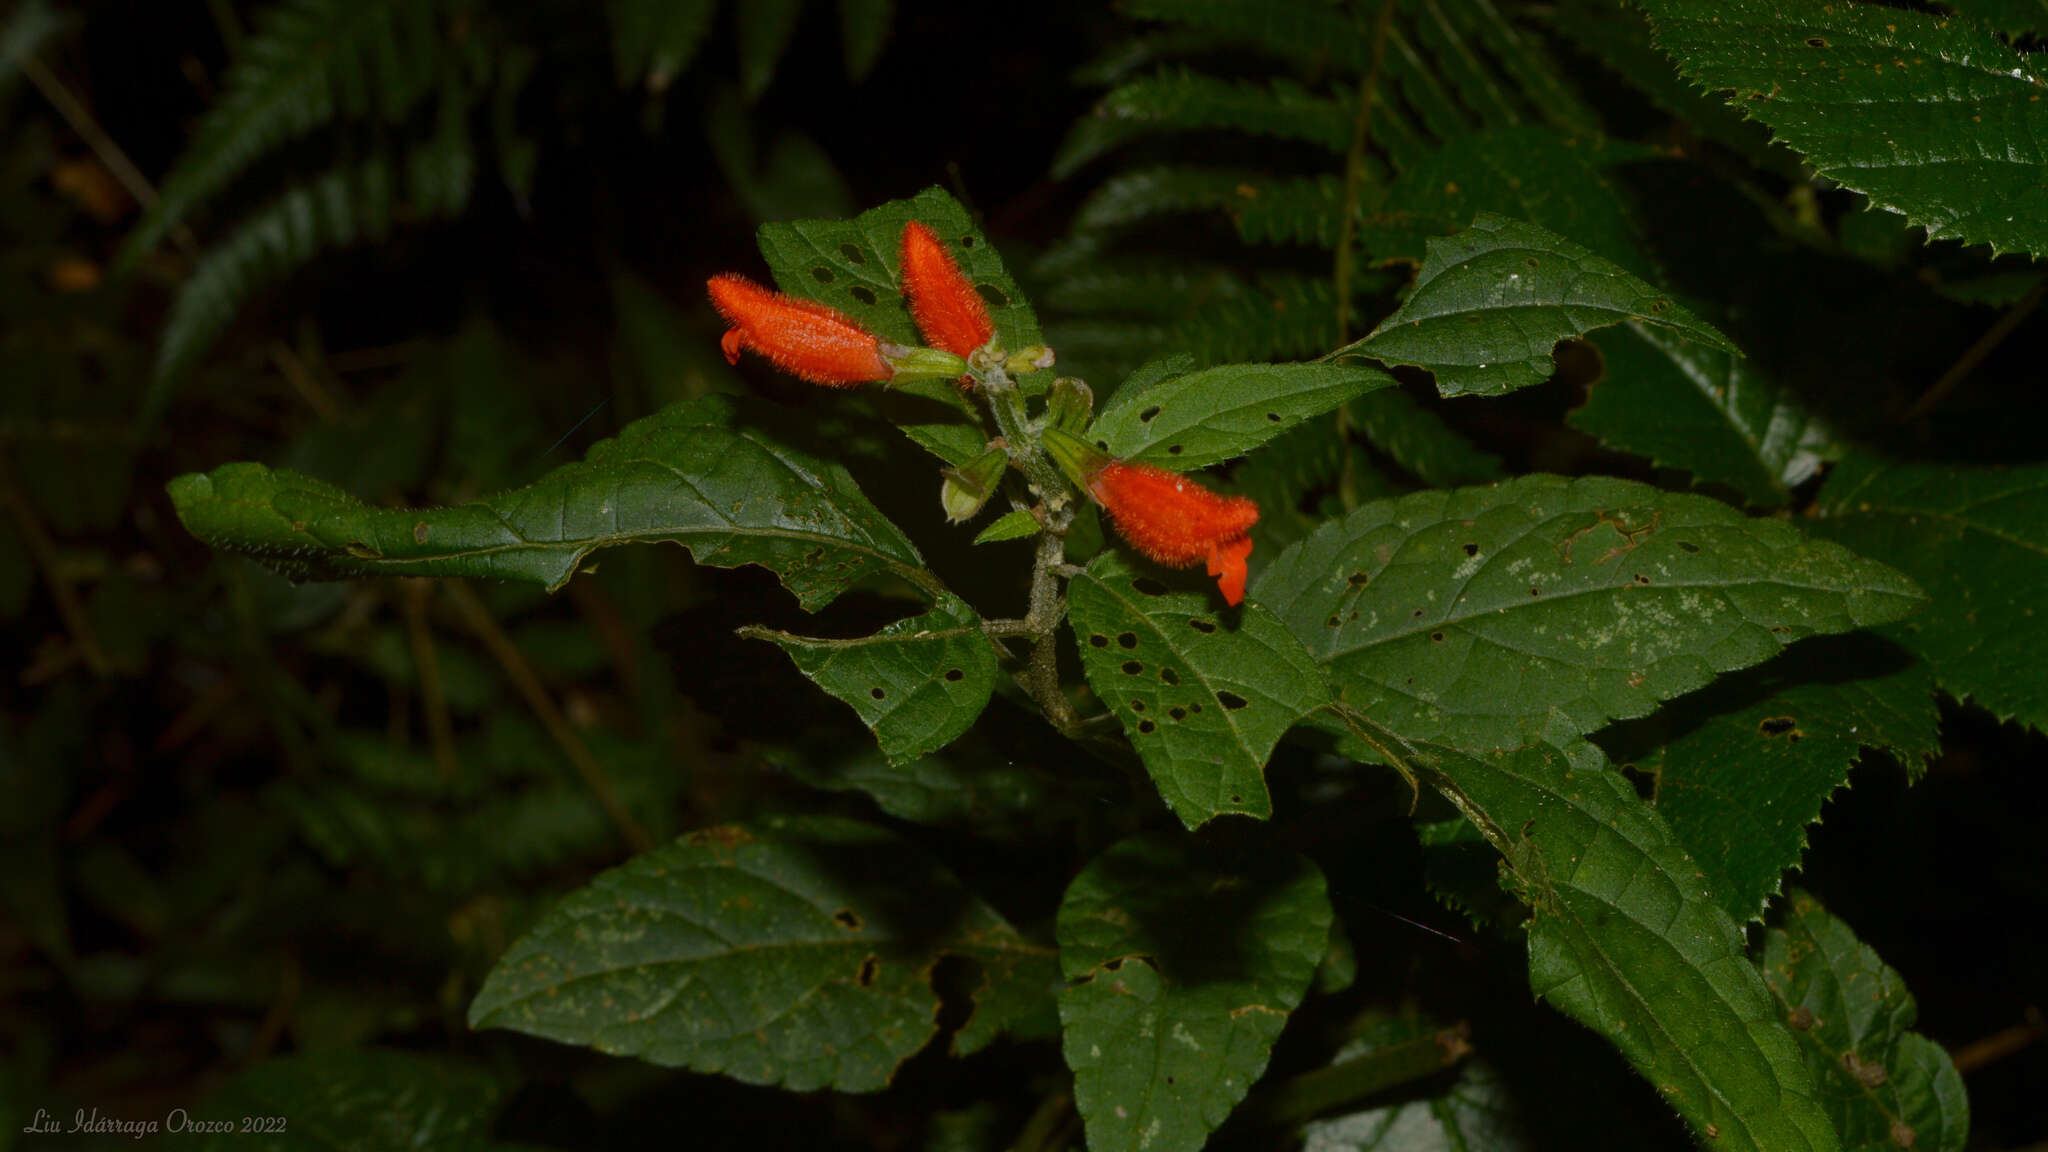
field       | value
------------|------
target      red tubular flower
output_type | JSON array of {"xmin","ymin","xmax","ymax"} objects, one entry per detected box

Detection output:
[
  {"xmin": 1088, "ymin": 460, "xmax": 1261, "ymax": 606},
  {"xmin": 900, "ymin": 221, "xmax": 995, "ymax": 359},
  {"xmin": 707, "ymin": 273, "xmax": 892, "ymax": 387}
]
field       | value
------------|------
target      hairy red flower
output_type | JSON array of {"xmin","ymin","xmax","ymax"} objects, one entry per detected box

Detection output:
[
  {"xmin": 1088, "ymin": 460, "xmax": 1260, "ymax": 606},
  {"xmin": 900, "ymin": 221, "xmax": 995, "ymax": 360},
  {"xmin": 707, "ymin": 273, "xmax": 892, "ymax": 386}
]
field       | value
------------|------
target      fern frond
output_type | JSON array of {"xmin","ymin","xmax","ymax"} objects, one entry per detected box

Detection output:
[
  {"xmin": 1232, "ymin": 174, "xmax": 1345, "ymax": 248},
  {"xmin": 1177, "ymin": 272, "xmax": 1337, "ymax": 363},
  {"xmin": 124, "ymin": 0, "xmax": 451, "ymax": 264},
  {"xmin": 1073, "ymin": 165, "xmax": 1252, "ymax": 233},
  {"xmin": 1054, "ymin": 70, "xmax": 1350, "ymax": 177},
  {"xmin": 1120, "ymin": 0, "xmax": 1373, "ymax": 73},
  {"xmin": 152, "ymin": 138, "xmax": 475, "ymax": 401},
  {"xmin": 1038, "ymin": 257, "xmax": 1254, "ymax": 319}
]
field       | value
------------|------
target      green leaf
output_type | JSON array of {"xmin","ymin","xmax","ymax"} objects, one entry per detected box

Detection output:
[
  {"xmin": 1300, "ymin": 1054, "xmax": 1530, "ymax": 1151},
  {"xmin": 745, "ymin": 593, "xmax": 998, "ymax": 764},
  {"xmin": 779, "ymin": 744, "xmax": 1107, "ymax": 835},
  {"xmin": 756, "ymin": 186, "xmax": 1041, "ymax": 352},
  {"xmin": 1759, "ymin": 891, "xmax": 1970, "ymax": 1152},
  {"xmin": 610, "ymin": 0, "xmax": 717, "ymax": 88},
  {"xmin": 736, "ymin": 0, "xmax": 802, "ymax": 101},
  {"xmin": 1595, "ymin": 636, "xmax": 1939, "ymax": 924},
  {"xmin": 1635, "ymin": 0, "xmax": 2048, "ymax": 258},
  {"xmin": 972, "ymin": 508, "xmax": 1040, "ymax": 545},
  {"xmin": 122, "ymin": 0, "xmax": 446, "ymax": 264},
  {"xmin": 1091, "ymin": 362, "xmax": 1395, "ymax": 471},
  {"xmin": 1068, "ymin": 552, "xmax": 1330, "ymax": 827},
  {"xmin": 1807, "ymin": 453, "xmax": 2048, "ymax": 732},
  {"xmin": 1257, "ymin": 474, "xmax": 1925, "ymax": 751},
  {"xmin": 469, "ymin": 815, "xmax": 1057, "ymax": 1090},
  {"xmin": 837, "ymin": 0, "xmax": 892, "ymax": 81},
  {"xmin": 1352, "ymin": 213, "xmax": 1737, "ymax": 397},
  {"xmin": 197, "ymin": 1050, "xmax": 505, "ymax": 1151},
  {"xmin": 1572, "ymin": 322, "xmax": 1841, "ymax": 508},
  {"xmin": 1417, "ymin": 741, "xmax": 1839, "ymax": 1152},
  {"xmin": 1058, "ymin": 833, "xmax": 1332, "ymax": 1152},
  {"xmin": 167, "ymin": 395, "xmax": 934, "ymax": 611}
]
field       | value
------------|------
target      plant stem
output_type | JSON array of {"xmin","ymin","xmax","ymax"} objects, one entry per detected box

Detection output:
[
  {"xmin": 1330, "ymin": 0, "xmax": 1400, "ymax": 511},
  {"xmin": 972, "ymin": 360, "xmax": 1082, "ymax": 734}
]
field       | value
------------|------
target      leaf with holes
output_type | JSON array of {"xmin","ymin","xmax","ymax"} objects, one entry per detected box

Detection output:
[
  {"xmin": 753, "ymin": 187, "xmax": 1040, "ymax": 463},
  {"xmin": 1807, "ymin": 453, "xmax": 2048, "ymax": 732},
  {"xmin": 744, "ymin": 594, "xmax": 998, "ymax": 764},
  {"xmin": 1594, "ymin": 635, "xmax": 1939, "ymax": 924},
  {"xmin": 1573, "ymin": 323, "xmax": 1841, "ymax": 509},
  {"xmin": 1069, "ymin": 552, "xmax": 1331, "ymax": 827},
  {"xmin": 197, "ymin": 1050, "xmax": 507, "ymax": 1152},
  {"xmin": 1058, "ymin": 832, "xmax": 1331, "ymax": 1152},
  {"xmin": 1349, "ymin": 213, "xmax": 1736, "ymax": 398},
  {"xmin": 1636, "ymin": 0, "xmax": 2048, "ymax": 258},
  {"xmin": 469, "ymin": 815, "xmax": 1057, "ymax": 1090},
  {"xmin": 1256, "ymin": 474, "xmax": 1923, "ymax": 752},
  {"xmin": 1417, "ymin": 740, "xmax": 1838, "ymax": 1152},
  {"xmin": 167, "ymin": 396, "xmax": 932, "ymax": 610},
  {"xmin": 1759, "ymin": 891, "xmax": 1969, "ymax": 1152},
  {"xmin": 1090, "ymin": 362, "xmax": 1396, "ymax": 471}
]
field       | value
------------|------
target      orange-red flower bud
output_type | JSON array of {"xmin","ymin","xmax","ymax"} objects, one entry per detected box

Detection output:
[
  {"xmin": 708, "ymin": 273, "xmax": 892, "ymax": 386},
  {"xmin": 1088, "ymin": 460, "xmax": 1260, "ymax": 606},
  {"xmin": 900, "ymin": 221, "xmax": 995, "ymax": 361}
]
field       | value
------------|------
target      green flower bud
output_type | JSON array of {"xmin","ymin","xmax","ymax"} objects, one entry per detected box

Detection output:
[
  {"xmin": 1046, "ymin": 376, "xmax": 1093, "ymax": 435},
  {"xmin": 1038, "ymin": 426, "xmax": 1113, "ymax": 490},
  {"xmin": 880, "ymin": 343, "xmax": 971, "ymax": 385},
  {"xmin": 1004, "ymin": 345, "xmax": 1056, "ymax": 375},
  {"xmin": 939, "ymin": 446, "xmax": 1010, "ymax": 523}
]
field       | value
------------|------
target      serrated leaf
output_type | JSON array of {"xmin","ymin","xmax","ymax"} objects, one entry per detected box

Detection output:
[
  {"xmin": 746, "ymin": 593, "xmax": 998, "ymax": 764},
  {"xmin": 1091, "ymin": 362, "xmax": 1396, "ymax": 471},
  {"xmin": 469, "ymin": 815, "xmax": 1057, "ymax": 1090},
  {"xmin": 973, "ymin": 508, "xmax": 1040, "ymax": 545},
  {"xmin": 1595, "ymin": 635, "xmax": 1939, "ymax": 924},
  {"xmin": 1058, "ymin": 833, "xmax": 1331, "ymax": 1152},
  {"xmin": 1068, "ymin": 552, "xmax": 1330, "ymax": 827},
  {"xmin": 197, "ymin": 1051, "xmax": 506, "ymax": 1152},
  {"xmin": 1807, "ymin": 453, "xmax": 2048, "ymax": 732},
  {"xmin": 1351, "ymin": 213, "xmax": 1737, "ymax": 397},
  {"xmin": 1257, "ymin": 474, "xmax": 1925, "ymax": 751},
  {"xmin": 1573, "ymin": 322, "xmax": 1841, "ymax": 508},
  {"xmin": 1636, "ymin": 0, "xmax": 2048, "ymax": 258},
  {"xmin": 1417, "ymin": 741, "xmax": 1839, "ymax": 1151},
  {"xmin": 167, "ymin": 395, "xmax": 933, "ymax": 611},
  {"xmin": 1759, "ymin": 891, "xmax": 1970, "ymax": 1152}
]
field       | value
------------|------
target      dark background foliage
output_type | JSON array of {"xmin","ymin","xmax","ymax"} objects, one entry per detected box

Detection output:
[{"xmin": 1, "ymin": 1, "xmax": 2043, "ymax": 1148}]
